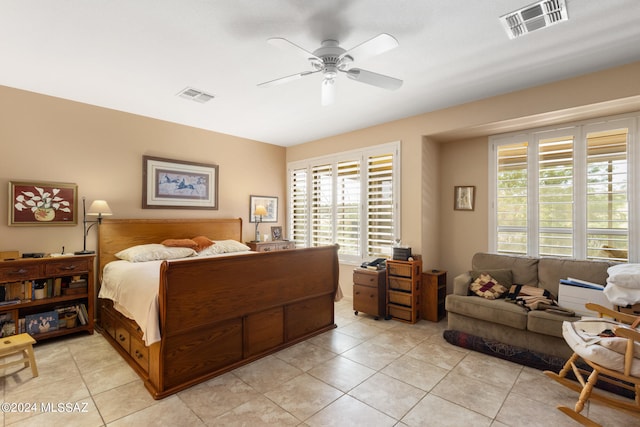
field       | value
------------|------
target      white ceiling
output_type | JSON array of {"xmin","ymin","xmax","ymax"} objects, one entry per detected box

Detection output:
[{"xmin": 1, "ymin": 1, "xmax": 640, "ymax": 147}]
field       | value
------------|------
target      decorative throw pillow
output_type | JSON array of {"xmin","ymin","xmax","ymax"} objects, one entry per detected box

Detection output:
[
  {"xmin": 115, "ymin": 244, "xmax": 196, "ymax": 262},
  {"xmin": 192, "ymin": 235, "xmax": 214, "ymax": 252},
  {"xmin": 161, "ymin": 238, "xmax": 198, "ymax": 250},
  {"xmin": 197, "ymin": 240, "xmax": 251, "ymax": 256},
  {"xmin": 469, "ymin": 273, "xmax": 508, "ymax": 300},
  {"xmin": 212, "ymin": 240, "xmax": 251, "ymax": 253},
  {"xmin": 470, "ymin": 269, "xmax": 513, "ymax": 289}
]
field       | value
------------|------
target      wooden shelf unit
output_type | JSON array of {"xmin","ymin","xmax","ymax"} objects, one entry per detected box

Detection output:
[
  {"xmin": 386, "ymin": 258, "xmax": 422, "ymax": 323},
  {"xmin": 422, "ymin": 270, "xmax": 447, "ymax": 322},
  {"xmin": 0, "ymin": 255, "xmax": 94, "ymax": 340}
]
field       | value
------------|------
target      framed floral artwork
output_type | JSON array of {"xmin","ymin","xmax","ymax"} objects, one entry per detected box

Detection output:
[
  {"xmin": 249, "ymin": 195, "xmax": 277, "ymax": 223},
  {"xmin": 9, "ymin": 181, "xmax": 78, "ymax": 226}
]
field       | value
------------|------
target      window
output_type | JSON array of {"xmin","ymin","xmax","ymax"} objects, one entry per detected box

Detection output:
[
  {"xmin": 288, "ymin": 142, "xmax": 400, "ymax": 263},
  {"xmin": 490, "ymin": 115, "xmax": 637, "ymax": 262}
]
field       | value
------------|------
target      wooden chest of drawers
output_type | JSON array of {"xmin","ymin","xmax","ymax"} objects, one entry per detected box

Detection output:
[{"xmin": 353, "ymin": 268, "xmax": 386, "ymax": 320}]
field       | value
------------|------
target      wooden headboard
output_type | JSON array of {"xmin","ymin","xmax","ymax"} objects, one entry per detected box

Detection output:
[{"xmin": 97, "ymin": 218, "xmax": 243, "ymax": 274}]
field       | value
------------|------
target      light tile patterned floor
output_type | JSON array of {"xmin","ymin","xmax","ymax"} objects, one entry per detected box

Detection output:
[{"xmin": 1, "ymin": 297, "xmax": 638, "ymax": 426}]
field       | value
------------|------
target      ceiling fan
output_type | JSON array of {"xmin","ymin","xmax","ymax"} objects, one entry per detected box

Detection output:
[{"xmin": 257, "ymin": 33, "xmax": 403, "ymax": 106}]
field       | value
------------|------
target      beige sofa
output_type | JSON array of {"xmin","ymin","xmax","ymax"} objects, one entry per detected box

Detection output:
[{"xmin": 445, "ymin": 252, "xmax": 616, "ymax": 359}]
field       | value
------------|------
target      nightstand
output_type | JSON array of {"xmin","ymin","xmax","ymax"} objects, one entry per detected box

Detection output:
[
  {"xmin": 246, "ymin": 241, "xmax": 295, "ymax": 252},
  {"xmin": 353, "ymin": 268, "xmax": 386, "ymax": 320}
]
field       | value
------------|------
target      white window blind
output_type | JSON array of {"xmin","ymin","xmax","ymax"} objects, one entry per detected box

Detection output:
[
  {"xmin": 496, "ymin": 141, "xmax": 528, "ymax": 254},
  {"xmin": 586, "ymin": 127, "xmax": 629, "ymax": 261},
  {"xmin": 490, "ymin": 115, "xmax": 636, "ymax": 262},
  {"xmin": 288, "ymin": 142, "xmax": 400, "ymax": 263}
]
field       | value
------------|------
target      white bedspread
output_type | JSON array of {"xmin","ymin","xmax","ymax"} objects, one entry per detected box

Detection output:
[{"xmin": 98, "ymin": 252, "xmax": 255, "ymax": 346}]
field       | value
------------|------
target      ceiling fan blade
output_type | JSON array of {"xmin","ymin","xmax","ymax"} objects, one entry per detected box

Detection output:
[
  {"xmin": 340, "ymin": 33, "xmax": 398, "ymax": 62},
  {"xmin": 257, "ymin": 70, "xmax": 318, "ymax": 88},
  {"xmin": 321, "ymin": 79, "xmax": 336, "ymax": 106},
  {"xmin": 345, "ymin": 68, "xmax": 403, "ymax": 90},
  {"xmin": 267, "ymin": 37, "xmax": 321, "ymax": 61}
]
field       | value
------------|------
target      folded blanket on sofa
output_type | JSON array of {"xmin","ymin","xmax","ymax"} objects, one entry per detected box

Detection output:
[{"xmin": 506, "ymin": 284, "xmax": 574, "ymax": 315}]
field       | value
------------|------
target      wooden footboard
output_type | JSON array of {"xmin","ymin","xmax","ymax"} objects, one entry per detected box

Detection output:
[{"xmin": 97, "ymin": 218, "xmax": 339, "ymax": 399}]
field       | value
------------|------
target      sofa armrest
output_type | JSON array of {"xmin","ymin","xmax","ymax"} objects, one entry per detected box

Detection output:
[{"xmin": 453, "ymin": 272, "xmax": 472, "ymax": 295}]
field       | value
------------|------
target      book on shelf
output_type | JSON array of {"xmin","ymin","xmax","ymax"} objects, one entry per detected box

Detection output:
[
  {"xmin": 69, "ymin": 278, "xmax": 87, "ymax": 289},
  {"xmin": 75, "ymin": 304, "xmax": 87, "ymax": 325},
  {"xmin": 53, "ymin": 277, "xmax": 62, "ymax": 297}
]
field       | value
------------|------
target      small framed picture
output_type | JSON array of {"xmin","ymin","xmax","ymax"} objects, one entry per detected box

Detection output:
[
  {"xmin": 271, "ymin": 226, "xmax": 283, "ymax": 241},
  {"xmin": 249, "ymin": 195, "xmax": 277, "ymax": 223},
  {"xmin": 454, "ymin": 186, "xmax": 475, "ymax": 211}
]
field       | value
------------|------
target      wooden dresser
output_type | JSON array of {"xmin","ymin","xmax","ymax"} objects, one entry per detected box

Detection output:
[{"xmin": 246, "ymin": 241, "xmax": 295, "ymax": 252}]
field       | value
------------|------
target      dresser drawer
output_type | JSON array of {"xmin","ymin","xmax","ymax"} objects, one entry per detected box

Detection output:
[
  {"xmin": 353, "ymin": 270, "xmax": 381, "ymax": 287},
  {"xmin": 130, "ymin": 337, "xmax": 149, "ymax": 373},
  {"xmin": 388, "ymin": 290, "xmax": 416, "ymax": 307},
  {"xmin": 115, "ymin": 326, "xmax": 131, "ymax": 353},
  {"xmin": 0, "ymin": 264, "xmax": 41, "ymax": 282},
  {"xmin": 44, "ymin": 258, "xmax": 89, "ymax": 275}
]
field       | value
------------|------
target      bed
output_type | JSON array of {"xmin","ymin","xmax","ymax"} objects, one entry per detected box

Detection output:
[{"xmin": 96, "ymin": 218, "xmax": 340, "ymax": 399}]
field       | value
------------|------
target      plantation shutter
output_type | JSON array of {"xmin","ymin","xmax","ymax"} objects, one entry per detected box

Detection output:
[
  {"xmin": 336, "ymin": 159, "xmax": 361, "ymax": 257},
  {"xmin": 289, "ymin": 167, "xmax": 308, "ymax": 246},
  {"xmin": 586, "ymin": 127, "xmax": 629, "ymax": 261},
  {"xmin": 538, "ymin": 135, "xmax": 574, "ymax": 257},
  {"xmin": 366, "ymin": 153, "xmax": 394, "ymax": 258},
  {"xmin": 310, "ymin": 164, "xmax": 333, "ymax": 247},
  {"xmin": 496, "ymin": 141, "xmax": 528, "ymax": 254}
]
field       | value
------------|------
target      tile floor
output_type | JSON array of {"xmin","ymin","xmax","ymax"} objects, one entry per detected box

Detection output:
[{"xmin": 1, "ymin": 297, "xmax": 638, "ymax": 426}]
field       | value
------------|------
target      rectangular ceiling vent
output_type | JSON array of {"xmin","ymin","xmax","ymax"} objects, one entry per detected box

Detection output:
[
  {"xmin": 177, "ymin": 87, "xmax": 215, "ymax": 103},
  {"xmin": 500, "ymin": 0, "xmax": 568, "ymax": 39}
]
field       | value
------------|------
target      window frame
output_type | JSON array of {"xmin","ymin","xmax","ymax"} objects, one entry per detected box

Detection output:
[
  {"xmin": 489, "ymin": 113, "xmax": 638, "ymax": 262},
  {"xmin": 287, "ymin": 141, "xmax": 401, "ymax": 264}
]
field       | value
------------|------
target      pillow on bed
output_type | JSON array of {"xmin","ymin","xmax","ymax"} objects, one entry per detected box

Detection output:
[
  {"xmin": 197, "ymin": 240, "xmax": 250, "ymax": 256},
  {"xmin": 116, "ymin": 244, "xmax": 197, "ymax": 262},
  {"xmin": 192, "ymin": 235, "xmax": 214, "ymax": 252},
  {"xmin": 161, "ymin": 238, "xmax": 198, "ymax": 250}
]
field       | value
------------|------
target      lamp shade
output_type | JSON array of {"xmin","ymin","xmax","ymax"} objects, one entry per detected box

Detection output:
[
  {"xmin": 253, "ymin": 205, "xmax": 268, "ymax": 217},
  {"xmin": 87, "ymin": 200, "xmax": 113, "ymax": 216}
]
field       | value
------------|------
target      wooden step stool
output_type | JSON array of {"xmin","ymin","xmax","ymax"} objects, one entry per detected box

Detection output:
[{"xmin": 0, "ymin": 333, "xmax": 38, "ymax": 377}]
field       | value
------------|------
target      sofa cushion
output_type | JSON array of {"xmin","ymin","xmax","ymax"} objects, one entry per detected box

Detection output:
[
  {"xmin": 527, "ymin": 310, "xmax": 578, "ymax": 337},
  {"xmin": 445, "ymin": 294, "xmax": 528, "ymax": 330},
  {"xmin": 538, "ymin": 257, "xmax": 614, "ymax": 296},
  {"xmin": 472, "ymin": 253, "xmax": 539, "ymax": 287}
]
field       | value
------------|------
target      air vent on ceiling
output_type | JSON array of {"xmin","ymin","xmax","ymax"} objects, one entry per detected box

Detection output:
[
  {"xmin": 500, "ymin": 0, "xmax": 568, "ymax": 39},
  {"xmin": 177, "ymin": 87, "xmax": 215, "ymax": 103}
]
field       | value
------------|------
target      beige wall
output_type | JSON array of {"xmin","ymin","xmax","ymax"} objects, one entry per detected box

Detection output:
[
  {"xmin": 289, "ymin": 61, "xmax": 640, "ymax": 297},
  {"xmin": 3, "ymin": 61, "xmax": 640, "ymax": 300},
  {"xmin": 1, "ymin": 86, "xmax": 287, "ymax": 254}
]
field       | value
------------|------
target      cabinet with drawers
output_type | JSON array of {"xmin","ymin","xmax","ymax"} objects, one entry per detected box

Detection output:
[
  {"xmin": 386, "ymin": 258, "xmax": 422, "ymax": 323},
  {"xmin": 0, "ymin": 255, "xmax": 95, "ymax": 340},
  {"xmin": 246, "ymin": 241, "xmax": 295, "ymax": 252},
  {"xmin": 352, "ymin": 268, "xmax": 386, "ymax": 320},
  {"xmin": 422, "ymin": 270, "xmax": 447, "ymax": 322}
]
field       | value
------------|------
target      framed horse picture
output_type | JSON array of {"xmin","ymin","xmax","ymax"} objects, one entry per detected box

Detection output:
[{"xmin": 142, "ymin": 156, "xmax": 219, "ymax": 209}]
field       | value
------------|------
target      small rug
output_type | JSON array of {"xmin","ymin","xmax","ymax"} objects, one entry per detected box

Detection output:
[{"xmin": 443, "ymin": 329, "xmax": 634, "ymax": 399}]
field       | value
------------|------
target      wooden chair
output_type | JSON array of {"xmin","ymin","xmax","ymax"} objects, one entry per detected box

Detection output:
[{"xmin": 544, "ymin": 303, "xmax": 640, "ymax": 426}]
